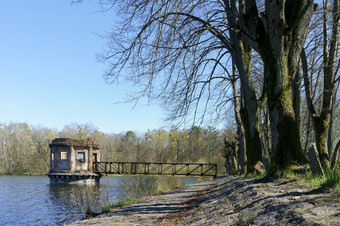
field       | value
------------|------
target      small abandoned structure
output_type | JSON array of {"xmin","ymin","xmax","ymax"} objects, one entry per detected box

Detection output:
[{"xmin": 47, "ymin": 138, "xmax": 101, "ymax": 185}]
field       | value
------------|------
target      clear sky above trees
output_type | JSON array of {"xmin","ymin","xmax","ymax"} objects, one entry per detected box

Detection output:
[{"xmin": 0, "ymin": 0, "xmax": 167, "ymax": 133}]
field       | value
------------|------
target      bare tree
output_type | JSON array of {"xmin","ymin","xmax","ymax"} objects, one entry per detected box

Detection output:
[
  {"xmin": 229, "ymin": 62, "xmax": 247, "ymax": 173},
  {"xmin": 224, "ymin": 0, "xmax": 316, "ymax": 174},
  {"xmin": 72, "ymin": 0, "xmax": 265, "ymax": 171},
  {"xmin": 226, "ymin": 2, "xmax": 264, "ymax": 172},
  {"xmin": 302, "ymin": 0, "xmax": 340, "ymax": 168}
]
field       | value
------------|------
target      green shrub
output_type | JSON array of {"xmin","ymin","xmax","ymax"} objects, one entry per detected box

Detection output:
[{"xmin": 100, "ymin": 200, "xmax": 130, "ymax": 213}]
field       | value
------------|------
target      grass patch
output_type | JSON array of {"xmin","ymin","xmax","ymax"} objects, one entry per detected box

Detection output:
[
  {"xmin": 282, "ymin": 167, "xmax": 340, "ymax": 194},
  {"xmin": 110, "ymin": 200, "xmax": 126, "ymax": 208},
  {"xmin": 320, "ymin": 170, "xmax": 340, "ymax": 192},
  {"xmin": 294, "ymin": 168, "xmax": 340, "ymax": 193},
  {"xmin": 248, "ymin": 172, "xmax": 267, "ymax": 180},
  {"xmin": 243, "ymin": 164, "xmax": 340, "ymax": 194},
  {"xmin": 100, "ymin": 200, "xmax": 136, "ymax": 214}
]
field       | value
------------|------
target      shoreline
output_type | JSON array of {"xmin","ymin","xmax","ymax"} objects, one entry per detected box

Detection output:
[{"xmin": 70, "ymin": 176, "xmax": 340, "ymax": 225}]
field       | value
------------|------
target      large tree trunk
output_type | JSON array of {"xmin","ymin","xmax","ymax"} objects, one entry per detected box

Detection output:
[
  {"xmin": 227, "ymin": 1, "xmax": 263, "ymax": 172},
  {"xmin": 236, "ymin": 47, "xmax": 262, "ymax": 171},
  {"xmin": 263, "ymin": 54, "xmax": 306, "ymax": 170},
  {"xmin": 238, "ymin": 0, "xmax": 314, "ymax": 173},
  {"xmin": 231, "ymin": 63, "xmax": 247, "ymax": 173}
]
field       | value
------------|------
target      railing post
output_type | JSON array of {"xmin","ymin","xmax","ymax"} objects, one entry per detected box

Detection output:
[
  {"xmin": 186, "ymin": 164, "xmax": 189, "ymax": 176},
  {"xmin": 200, "ymin": 164, "xmax": 203, "ymax": 176},
  {"xmin": 174, "ymin": 163, "xmax": 176, "ymax": 175},
  {"xmin": 93, "ymin": 160, "xmax": 98, "ymax": 172},
  {"xmin": 160, "ymin": 163, "xmax": 162, "ymax": 175}
]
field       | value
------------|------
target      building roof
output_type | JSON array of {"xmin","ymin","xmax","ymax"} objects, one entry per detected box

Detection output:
[{"xmin": 49, "ymin": 138, "xmax": 100, "ymax": 149}]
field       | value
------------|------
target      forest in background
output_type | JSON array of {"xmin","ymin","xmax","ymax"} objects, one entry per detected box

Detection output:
[{"xmin": 0, "ymin": 122, "xmax": 228, "ymax": 175}]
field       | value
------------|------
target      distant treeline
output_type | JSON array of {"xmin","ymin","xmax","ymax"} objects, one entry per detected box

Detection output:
[{"xmin": 0, "ymin": 122, "xmax": 229, "ymax": 175}]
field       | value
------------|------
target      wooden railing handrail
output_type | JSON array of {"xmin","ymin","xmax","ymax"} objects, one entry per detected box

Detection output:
[{"xmin": 93, "ymin": 161, "xmax": 217, "ymax": 178}]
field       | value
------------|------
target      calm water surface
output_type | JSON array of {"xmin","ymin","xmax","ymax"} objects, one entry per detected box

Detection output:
[{"xmin": 0, "ymin": 176, "xmax": 196, "ymax": 225}]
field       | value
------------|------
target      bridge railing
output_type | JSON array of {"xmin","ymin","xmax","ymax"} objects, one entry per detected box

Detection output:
[{"xmin": 93, "ymin": 161, "xmax": 217, "ymax": 177}]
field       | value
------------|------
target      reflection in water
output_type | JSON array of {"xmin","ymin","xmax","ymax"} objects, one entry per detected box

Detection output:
[{"xmin": 48, "ymin": 183, "xmax": 118, "ymax": 224}]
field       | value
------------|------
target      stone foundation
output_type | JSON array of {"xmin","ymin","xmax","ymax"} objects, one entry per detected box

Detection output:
[{"xmin": 48, "ymin": 173, "xmax": 101, "ymax": 185}]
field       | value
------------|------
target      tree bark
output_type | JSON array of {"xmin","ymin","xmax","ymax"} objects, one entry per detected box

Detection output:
[
  {"xmin": 236, "ymin": 0, "xmax": 314, "ymax": 173},
  {"xmin": 293, "ymin": 65, "xmax": 302, "ymax": 134},
  {"xmin": 231, "ymin": 63, "xmax": 247, "ymax": 174},
  {"xmin": 226, "ymin": 0, "xmax": 263, "ymax": 172},
  {"xmin": 263, "ymin": 53, "xmax": 306, "ymax": 170},
  {"xmin": 236, "ymin": 48, "xmax": 263, "ymax": 171},
  {"xmin": 331, "ymin": 139, "xmax": 340, "ymax": 169}
]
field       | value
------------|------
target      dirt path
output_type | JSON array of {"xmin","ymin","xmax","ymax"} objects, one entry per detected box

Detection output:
[{"xmin": 70, "ymin": 176, "xmax": 340, "ymax": 225}]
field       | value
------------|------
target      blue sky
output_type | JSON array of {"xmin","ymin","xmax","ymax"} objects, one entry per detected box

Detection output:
[{"xmin": 0, "ymin": 0, "xmax": 165, "ymax": 134}]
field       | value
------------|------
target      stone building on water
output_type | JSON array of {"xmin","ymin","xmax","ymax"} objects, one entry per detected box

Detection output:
[{"xmin": 47, "ymin": 138, "xmax": 101, "ymax": 185}]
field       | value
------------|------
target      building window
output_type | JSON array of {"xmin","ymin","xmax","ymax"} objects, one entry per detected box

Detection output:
[
  {"xmin": 60, "ymin": 152, "xmax": 67, "ymax": 160},
  {"xmin": 77, "ymin": 152, "xmax": 85, "ymax": 162},
  {"xmin": 52, "ymin": 153, "xmax": 54, "ymax": 160}
]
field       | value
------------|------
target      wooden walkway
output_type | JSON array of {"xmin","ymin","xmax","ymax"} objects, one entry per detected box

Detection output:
[{"xmin": 93, "ymin": 162, "xmax": 217, "ymax": 177}]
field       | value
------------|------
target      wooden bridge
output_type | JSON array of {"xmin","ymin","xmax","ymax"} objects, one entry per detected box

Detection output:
[{"xmin": 93, "ymin": 161, "xmax": 217, "ymax": 178}]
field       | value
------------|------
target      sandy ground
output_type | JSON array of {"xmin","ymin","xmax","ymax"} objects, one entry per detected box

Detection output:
[{"xmin": 70, "ymin": 176, "xmax": 340, "ymax": 225}]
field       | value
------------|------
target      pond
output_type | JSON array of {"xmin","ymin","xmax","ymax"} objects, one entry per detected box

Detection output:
[{"xmin": 0, "ymin": 176, "xmax": 196, "ymax": 225}]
